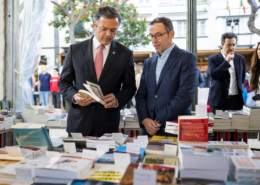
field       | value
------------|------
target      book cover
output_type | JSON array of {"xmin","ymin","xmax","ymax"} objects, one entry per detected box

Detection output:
[
  {"xmin": 231, "ymin": 156, "xmax": 260, "ymax": 172},
  {"xmin": 69, "ymin": 180, "xmax": 118, "ymax": 185},
  {"xmin": 87, "ymin": 171, "xmax": 123, "ymax": 182},
  {"xmin": 208, "ymin": 141, "xmax": 249, "ymax": 149},
  {"xmin": 143, "ymin": 154, "xmax": 179, "ymax": 166},
  {"xmin": 150, "ymin": 135, "xmax": 178, "ymax": 144},
  {"xmin": 179, "ymin": 116, "xmax": 208, "ymax": 142},
  {"xmin": 120, "ymin": 163, "xmax": 177, "ymax": 185}
]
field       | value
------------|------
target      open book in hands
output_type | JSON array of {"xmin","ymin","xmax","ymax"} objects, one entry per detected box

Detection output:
[{"xmin": 78, "ymin": 81, "xmax": 106, "ymax": 105}]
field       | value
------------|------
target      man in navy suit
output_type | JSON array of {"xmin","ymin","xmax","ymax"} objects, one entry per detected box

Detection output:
[
  {"xmin": 59, "ymin": 6, "xmax": 136, "ymax": 136},
  {"xmin": 208, "ymin": 32, "xmax": 245, "ymax": 113},
  {"xmin": 208, "ymin": 32, "xmax": 246, "ymax": 140},
  {"xmin": 135, "ymin": 17, "xmax": 197, "ymax": 136}
]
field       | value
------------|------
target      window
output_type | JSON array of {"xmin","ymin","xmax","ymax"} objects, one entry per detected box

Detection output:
[
  {"xmin": 239, "ymin": 17, "xmax": 250, "ymax": 33},
  {"xmin": 176, "ymin": 21, "xmax": 186, "ymax": 37},
  {"xmin": 139, "ymin": 0, "xmax": 149, "ymax": 3},
  {"xmin": 197, "ymin": 21, "xmax": 206, "ymax": 36},
  {"xmin": 160, "ymin": 0, "xmax": 172, "ymax": 4}
]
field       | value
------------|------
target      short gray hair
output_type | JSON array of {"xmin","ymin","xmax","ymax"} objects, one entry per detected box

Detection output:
[
  {"xmin": 221, "ymin": 32, "xmax": 237, "ymax": 45},
  {"xmin": 93, "ymin": 6, "xmax": 121, "ymax": 25},
  {"xmin": 150, "ymin": 17, "xmax": 174, "ymax": 33}
]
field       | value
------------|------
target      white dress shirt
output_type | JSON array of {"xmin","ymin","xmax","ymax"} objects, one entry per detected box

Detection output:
[
  {"xmin": 92, "ymin": 36, "xmax": 111, "ymax": 66},
  {"xmin": 221, "ymin": 50, "xmax": 238, "ymax": 95}
]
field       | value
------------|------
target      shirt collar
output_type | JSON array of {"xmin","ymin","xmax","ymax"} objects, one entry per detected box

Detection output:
[
  {"xmin": 221, "ymin": 49, "xmax": 234, "ymax": 60},
  {"xmin": 93, "ymin": 36, "xmax": 111, "ymax": 50},
  {"xmin": 156, "ymin": 43, "xmax": 175, "ymax": 58}
]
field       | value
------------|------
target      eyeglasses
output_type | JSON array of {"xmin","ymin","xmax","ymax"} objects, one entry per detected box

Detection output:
[{"xmin": 147, "ymin": 32, "xmax": 168, "ymax": 40}]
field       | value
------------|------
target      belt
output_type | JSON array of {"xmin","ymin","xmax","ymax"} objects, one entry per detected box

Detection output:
[{"xmin": 227, "ymin": 94, "xmax": 238, "ymax": 98}]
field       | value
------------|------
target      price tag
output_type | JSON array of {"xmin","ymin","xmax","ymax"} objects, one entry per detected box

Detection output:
[
  {"xmin": 71, "ymin": 132, "xmax": 84, "ymax": 139},
  {"xmin": 96, "ymin": 145, "xmax": 109, "ymax": 157},
  {"xmin": 134, "ymin": 139, "xmax": 146, "ymax": 148},
  {"xmin": 162, "ymin": 139, "xmax": 174, "ymax": 144},
  {"xmin": 164, "ymin": 144, "xmax": 177, "ymax": 156},
  {"xmin": 222, "ymin": 112, "xmax": 229, "ymax": 119},
  {"xmin": 137, "ymin": 135, "xmax": 149, "ymax": 145},
  {"xmin": 216, "ymin": 110, "xmax": 222, "ymax": 116},
  {"xmin": 196, "ymin": 105, "xmax": 207, "ymax": 117},
  {"xmin": 82, "ymin": 149, "xmax": 97, "ymax": 159},
  {"xmin": 55, "ymin": 115, "xmax": 61, "ymax": 121},
  {"xmin": 10, "ymin": 108, "xmax": 15, "ymax": 115},
  {"xmin": 114, "ymin": 152, "xmax": 131, "ymax": 166},
  {"xmin": 126, "ymin": 143, "xmax": 140, "ymax": 154},
  {"xmin": 5, "ymin": 146, "xmax": 23, "ymax": 157},
  {"xmin": 15, "ymin": 168, "xmax": 33, "ymax": 182},
  {"xmin": 63, "ymin": 142, "xmax": 76, "ymax": 154},
  {"xmin": 24, "ymin": 103, "xmax": 32, "ymax": 109},
  {"xmin": 134, "ymin": 169, "xmax": 156, "ymax": 185},
  {"xmin": 38, "ymin": 108, "xmax": 45, "ymax": 115},
  {"xmin": 46, "ymin": 151, "xmax": 60, "ymax": 159},
  {"xmin": 112, "ymin": 133, "xmax": 124, "ymax": 143},
  {"xmin": 48, "ymin": 105, "xmax": 55, "ymax": 112}
]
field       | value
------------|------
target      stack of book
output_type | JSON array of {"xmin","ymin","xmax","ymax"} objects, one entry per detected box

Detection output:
[
  {"xmin": 179, "ymin": 143, "xmax": 229, "ymax": 181},
  {"xmin": 228, "ymin": 110, "xmax": 250, "ymax": 130},
  {"xmin": 22, "ymin": 107, "xmax": 35, "ymax": 123},
  {"xmin": 209, "ymin": 115, "xmax": 232, "ymax": 130},
  {"xmin": 0, "ymin": 115, "xmax": 14, "ymax": 130},
  {"xmin": 34, "ymin": 155, "xmax": 94, "ymax": 184},
  {"xmin": 243, "ymin": 105, "xmax": 260, "ymax": 130},
  {"xmin": 86, "ymin": 139, "xmax": 117, "ymax": 149},
  {"xmin": 229, "ymin": 156, "xmax": 260, "ymax": 184},
  {"xmin": 35, "ymin": 113, "xmax": 50, "ymax": 125},
  {"xmin": 165, "ymin": 121, "xmax": 178, "ymax": 135},
  {"xmin": 61, "ymin": 114, "xmax": 67, "ymax": 127},
  {"xmin": 145, "ymin": 135, "xmax": 178, "ymax": 156}
]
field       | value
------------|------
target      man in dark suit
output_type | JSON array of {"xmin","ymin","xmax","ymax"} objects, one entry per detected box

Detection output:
[
  {"xmin": 135, "ymin": 17, "xmax": 197, "ymax": 136},
  {"xmin": 208, "ymin": 32, "xmax": 246, "ymax": 140},
  {"xmin": 58, "ymin": 6, "xmax": 136, "ymax": 136}
]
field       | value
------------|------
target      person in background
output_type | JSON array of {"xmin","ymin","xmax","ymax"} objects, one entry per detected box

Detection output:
[
  {"xmin": 50, "ymin": 68, "xmax": 61, "ymax": 108},
  {"xmin": 203, "ymin": 68, "xmax": 211, "ymax": 88},
  {"xmin": 245, "ymin": 68, "xmax": 255, "ymax": 106},
  {"xmin": 208, "ymin": 32, "xmax": 246, "ymax": 141},
  {"xmin": 32, "ymin": 72, "xmax": 37, "ymax": 105},
  {"xmin": 197, "ymin": 67, "xmax": 205, "ymax": 88},
  {"xmin": 248, "ymin": 42, "xmax": 260, "ymax": 106},
  {"xmin": 38, "ymin": 65, "xmax": 51, "ymax": 106}
]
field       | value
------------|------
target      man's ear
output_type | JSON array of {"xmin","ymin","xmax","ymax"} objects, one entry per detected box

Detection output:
[{"xmin": 93, "ymin": 21, "xmax": 97, "ymax": 30}]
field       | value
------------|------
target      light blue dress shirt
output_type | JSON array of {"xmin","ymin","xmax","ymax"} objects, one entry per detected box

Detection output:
[{"xmin": 155, "ymin": 43, "xmax": 175, "ymax": 84}]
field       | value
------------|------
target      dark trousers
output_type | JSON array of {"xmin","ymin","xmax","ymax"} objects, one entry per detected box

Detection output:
[
  {"xmin": 52, "ymin": 92, "xmax": 61, "ymax": 108},
  {"xmin": 210, "ymin": 94, "xmax": 243, "ymax": 141}
]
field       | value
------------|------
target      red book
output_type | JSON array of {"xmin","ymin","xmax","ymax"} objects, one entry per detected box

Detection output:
[{"xmin": 179, "ymin": 116, "xmax": 208, "ymax": 142}]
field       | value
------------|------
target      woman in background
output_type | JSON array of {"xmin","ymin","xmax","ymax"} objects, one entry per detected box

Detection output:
[{"xmin": 248, "ymin": 42, "xmax": 260, "ymax": 106}]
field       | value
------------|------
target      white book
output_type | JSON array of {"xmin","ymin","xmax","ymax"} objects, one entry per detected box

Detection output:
[{"xmin": 34, "ymin": 156, "xmax": 93, "ymax": 179}]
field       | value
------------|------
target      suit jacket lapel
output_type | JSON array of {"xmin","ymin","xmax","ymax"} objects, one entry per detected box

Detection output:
[
  {"xmin": 156, "ymin": 45, "xmax": 180, "ymax": 90},
  {"xmin": 84, "ymin": 37, "xmax": 97, "ymax": 83},
  {"xmin": 98, "ymin": 40, "xmax": 118, "ymax": 84},
  {"xmin": 233, "ymin": 53, "xmax": 240, "ymax": 82},
  {"xmin": 150, "ymin": 56, "xmax": 158, "ymax": 91}
]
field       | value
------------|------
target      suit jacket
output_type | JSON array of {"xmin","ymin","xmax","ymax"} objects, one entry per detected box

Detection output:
[
  {"xmin": 135, "ymin": 45, "xmax": 197, "ymax": 127},
  {"xmin": 207, "ymin": 52, "xmax": 246, "ymax": 107},
  {"xmin": 58, "ymin": 37, "xmax": 136, "ymax": 136}
]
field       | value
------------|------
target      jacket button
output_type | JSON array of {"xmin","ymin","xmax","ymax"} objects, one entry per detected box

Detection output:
[{"xmin": 155, "ymin": 95, "xmax": 158, "ymax": 98}]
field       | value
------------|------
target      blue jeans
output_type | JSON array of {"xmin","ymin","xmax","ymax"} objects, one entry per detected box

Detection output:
[{"xmin": 39, "ymin": 91, "xmax": 50, "ymax": 106}]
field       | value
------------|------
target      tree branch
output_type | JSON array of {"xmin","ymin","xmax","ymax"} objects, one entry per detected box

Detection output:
[
  {"xmin": 247, "ymin": 0, "xmax": 260, "ymax": 36},
  {"xmin": 117, "ymin": 0, "xmax": 129, "ymax": 9},
  {"xmin": 75, "ymin": 0, "xmax": 97, "ymax": 24},
  {"xmin": 69, "ymin": 0, "xmax": 74, "ymax": 20},
  {"xmin": 51, "ymin": 1, "xmax": 70, "ymax": 17}
]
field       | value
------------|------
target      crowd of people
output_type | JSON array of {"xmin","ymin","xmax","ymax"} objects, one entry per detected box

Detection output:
[{"xmin": 29, "ymin": 66, "xmax": 62, "ymax": 108}]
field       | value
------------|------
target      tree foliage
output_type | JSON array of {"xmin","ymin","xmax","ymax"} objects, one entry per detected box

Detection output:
[{"xmin": 49, "ymin": 0, "xmax": 150, "ymax": 50}]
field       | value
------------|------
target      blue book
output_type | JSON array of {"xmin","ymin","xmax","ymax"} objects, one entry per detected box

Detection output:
[
  {"xmin": 114, "ymin": 145, "xmax": 145, "ymax": 161},
  {"xmin": 11, "ymin": 123, "xmax": 54, "ymax": 151}
]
